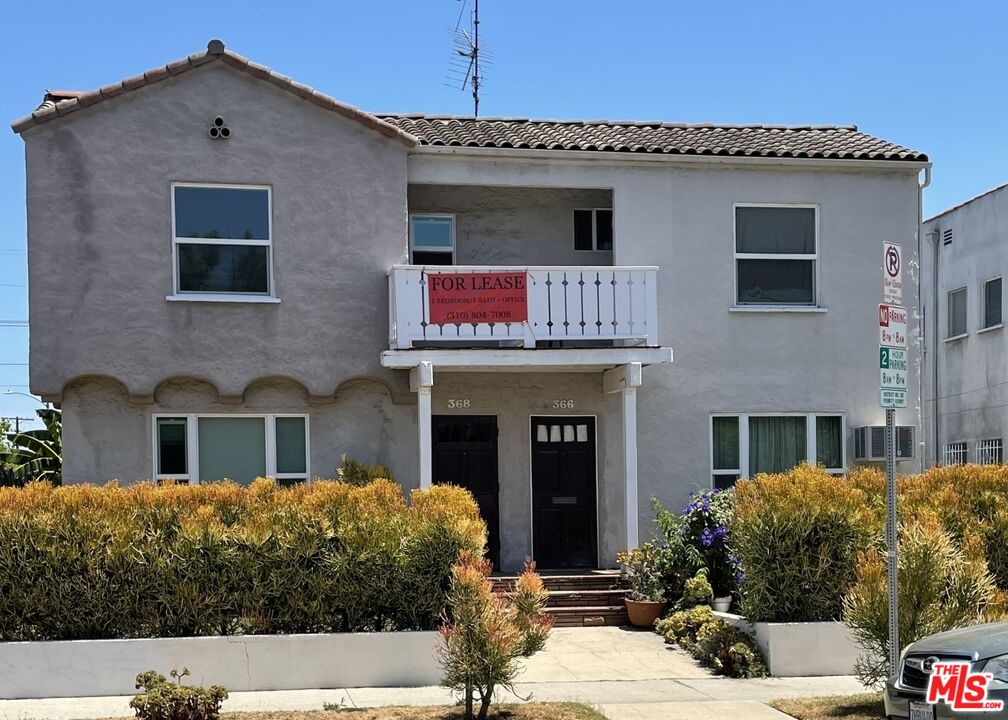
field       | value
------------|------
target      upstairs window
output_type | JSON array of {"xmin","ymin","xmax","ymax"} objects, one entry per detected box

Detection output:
[
  {"xmin": 573, "ymin": 209, "xmax": 614, "ymax": 251},
  {"xmin": 947, "ymin": 287, "xmax": 967, "ymax": 338},
  {"xmin": 172, "ymin": 184, "xmax": 272, "ymax": 296},
  {"xmin": 735, "ymin": 205, "xmax": 817, "ymax": 306},
  {"xmin": 410, "ymin": 215, "xmax": 455, "ymax": 265},
  {"xmin": 985, "ymin": 277, "xmax": 1002, "ymax": 329}
]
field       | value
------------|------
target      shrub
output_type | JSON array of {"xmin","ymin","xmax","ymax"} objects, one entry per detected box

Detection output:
[
  {"xmin": 336, "ymin": 454, "xmax": 395, "ymax": 485},
  {"xmin": 650, "ymin": 498, "xmax": 702, "ymax": 600},
  {"xmin": 0, "ymin": 478, "xmax": 485, "ymax": 640},
  {"xmin": 681, "ymin": 569, "xmax": 713, "ymax": 608},
  {"xmin": 732, "ymin": 464, "xmax": 875, "ymax": 622},
  {"xmin": 984, "ymin": 512, "xmax": 1008, "ymax": 591},
  {"xmin": 438, "ymin": 552, "xmax": 553, "ymax": 720},
  {"xmin": 678, "ymin": 489, "xmax": 736, "ymax": 596},
  {"xmin": 129, "ymin": 668, "xmax": 227, "ymax": 720},
  {"xmin": 655, "ymin": 605, "xmax": 765, "ymax": 678},
  {"xmin": 843, "ymin": 518, "xmax": 996, "ymax": 688},
  {"xmin": 617, "ymin": 542, "xmax": 673, "ymax": 602}
]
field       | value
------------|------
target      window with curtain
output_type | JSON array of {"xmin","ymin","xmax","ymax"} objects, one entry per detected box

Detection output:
[
  {"xmin": 173, "ymin": 185, "xmax": 272, "ymax": 295},
  {"xmin": 735, "ymin": 206, "xmax": 817, "ymax": 306},
  {"xmin": 197, "ymin": 417, "xmax": 267, "ymax": 485},
  {"xmin": 711, "ymin": 416, "xmax": 740, "ymax": 489},
  {"xmin": 748, "ymin": 416, "xmax": 807, "ymax": 475},
  {"xmin": 711, "ymin": 413, "xmax": 844, "ymax": 487},
  {"xmin": 985, "ymin": 277, "xmax": 1002, "ymax": 329}
]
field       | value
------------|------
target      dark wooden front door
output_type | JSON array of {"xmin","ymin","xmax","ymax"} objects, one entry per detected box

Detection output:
[
  {"xmin": 531, "ymin": 416, "xmax": 598, "ymax": 569},
  {"xmin": 432, "ymin": 415, "xmax": 501, "ymax": 570}
]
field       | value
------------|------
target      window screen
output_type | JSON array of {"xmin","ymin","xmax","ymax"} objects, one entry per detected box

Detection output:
[
  {"xmin": 815, "ymin": 415, "xmax": 843, "ymax": 469},
  {"xmin": 948, "ymin": 287, "xmax": 967, "ymax": 337},
  {"xmin": 735, "ymin": 207, "xmax": 816, "ymax": 306},
  {"xmin": 174, "ymin": 187, "xmax": 270, "ymax": 240},
  {"xmin": 985, "ymin": 278, "xmax": 1002, "ymax": 328},
  {"xmin": 197, "ymin": 417, "xmax": 266, "ymax": 485},
  {"xmin": 275, "ymin": 417, "xmax": 307, "ymax": 476},
  {"xmin": 157, "ymin": 418, "xmax": 187, "ymax": 476}
]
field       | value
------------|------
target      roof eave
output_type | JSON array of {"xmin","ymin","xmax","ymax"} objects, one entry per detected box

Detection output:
[{"xmin": 410, "ymin": 143, "xmax": 931, "ymax": 171}]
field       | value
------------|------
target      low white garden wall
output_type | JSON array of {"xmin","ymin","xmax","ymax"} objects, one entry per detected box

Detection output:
[
  {"xmin": 0, "ymin": 631, "xmax": 441, "ymax": 699},
  {"xmin": 714, "ymin": 611, "xmax": 862, "ymax": 677}
]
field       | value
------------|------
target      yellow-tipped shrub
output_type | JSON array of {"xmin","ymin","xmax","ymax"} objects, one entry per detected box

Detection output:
[{"xmin": 0, "ymin": 478, "xmax": 485, "ymax": 641}]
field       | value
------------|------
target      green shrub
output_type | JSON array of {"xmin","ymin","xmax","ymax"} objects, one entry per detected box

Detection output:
[
  {"xmin": 732, "ymin": 465, "xmax": 875, "ymax": 622},
  {"xmin": 0, "ymin": 478, "xmax": 485, "ymax": 640},
  {"xmin": 438, "ymin": 552, "xmax": 552, "ymax": 720},
  {"xmin": 651, "ymin": 498, "xmax": 702, "ymax": 600},
  {"xmin": 843, "ymin": 518, "xmax": 996, "ymax": 688},
  {"xmin": 336, "ymin": 455, "xmax": 395, "ymax": 485},
  {"xmin": 681, "ymin": 569, "xmax": 713, "ymax": 608},
  {"xmin": 130, "ymin": 668, "xmax": 227, "ymax": 720},
  {"xmin": 617, "ymin": 542, "xmax": 673, "ymax": 602},
  {"xmin": 655, "ymin": 605, "xmax": 765, "ymax": 678}
]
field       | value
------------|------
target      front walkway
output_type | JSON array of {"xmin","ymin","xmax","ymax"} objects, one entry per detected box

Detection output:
[{"xmin": 0, "ymin": 628, "xmax": 866, "ymax": 720}]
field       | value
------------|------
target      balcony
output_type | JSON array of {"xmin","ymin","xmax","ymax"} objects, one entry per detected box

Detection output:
[{"xmin": 388, "ymin": 265, "xmax": 660, "ymax": 350}]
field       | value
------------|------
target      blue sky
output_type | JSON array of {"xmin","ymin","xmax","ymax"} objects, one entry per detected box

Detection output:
[{"xmin": 0, "ymin": 1, "xmax": 1005, "ymax": 428}]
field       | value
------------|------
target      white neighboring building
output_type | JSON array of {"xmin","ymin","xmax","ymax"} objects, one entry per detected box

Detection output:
[{"xmin": 922, "ymin": 183, "xmax": 1008, "ymax": 466}]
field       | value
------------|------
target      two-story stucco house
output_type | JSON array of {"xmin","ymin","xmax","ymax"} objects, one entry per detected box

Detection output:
[
  {"xmin": 11, "ymin": 40, "xmax": 930, "ymax": 572},
  {"xmin": 922, "ymin": 183, "xmax": 1008, "ymax": 466}
]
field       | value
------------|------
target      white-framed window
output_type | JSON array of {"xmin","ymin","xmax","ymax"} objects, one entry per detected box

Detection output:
[
  {"xmin": 153, "ymin": 414, "xmax": 309, "ymax": 485},
  {"xmin": 984, "ymin": 277, "xmax": 1002, "ymax": 329},
  {"xmin": 573, "ymin": 208, "xmax": 614, "ymax": 251},
  {"xmin": 734, "ymin": 204, "xmax": 818, "ymax": 306},
  {"xmin": 710, "ymin": 412, "xmax": 845, "ymax": 489},
  {"xmin": 171, "ymin": 183, "xmax": 273, "ymax": 297},
  {"xmin": 943, "ymin": 441, "xmax": 968, "ymax": 465},
  {"xmin": 410, "ymin": 214, "xmax": 455, "ymax": 265},
  {"xmin": 947, "ymin": 286, "xmax": 967, "ymax": 338},
  {"xmin": 977, "ymin": 439, "xmax": 1003, "ymax": 465}
]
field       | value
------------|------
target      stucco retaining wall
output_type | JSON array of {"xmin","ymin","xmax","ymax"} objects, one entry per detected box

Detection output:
[
  {"xmin": 714, "ymin": 612, "xmax": 862, "ymax": 677},
  {"xmin": 0, "ymin": 631, "xmax": 441, "ymax": 699}
]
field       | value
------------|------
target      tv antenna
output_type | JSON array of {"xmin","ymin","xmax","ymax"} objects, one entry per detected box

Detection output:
[{"xmin": 447, "ymin": 0, "xmax": 492, "ymax": 116}]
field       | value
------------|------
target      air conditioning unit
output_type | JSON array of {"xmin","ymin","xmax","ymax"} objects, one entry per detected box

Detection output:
[{"xmin": 854, "ymin": 426, "xmax": 915, "ymax": 461}]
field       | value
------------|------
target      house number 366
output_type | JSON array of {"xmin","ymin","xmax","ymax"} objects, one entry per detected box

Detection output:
[{"xmin": 552, "ymin": 400, "xmax": 575, "ymax": 409}]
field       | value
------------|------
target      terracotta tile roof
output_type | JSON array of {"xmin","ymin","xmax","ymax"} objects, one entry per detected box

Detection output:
[
  {"xmin": 10, "ymin": 40, "xmax": 418, "ymax": 147},
  {"xmin": 380, "ymin": 115, "xmax": 928, "ymax": 162}
]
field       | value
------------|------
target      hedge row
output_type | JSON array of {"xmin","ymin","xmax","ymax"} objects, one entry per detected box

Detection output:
[
  {"xmin": 732, "ymin": 463, "xmax": 1008, "ymax": 623},
  {"xmin": 0, "ymin": 478, "xmax": 486, "ymax": 641}
]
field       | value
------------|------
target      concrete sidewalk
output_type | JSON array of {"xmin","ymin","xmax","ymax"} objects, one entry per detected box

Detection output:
[{"xmin": 0, "ymin": 628, "xmax": 867, "ymax": 720}]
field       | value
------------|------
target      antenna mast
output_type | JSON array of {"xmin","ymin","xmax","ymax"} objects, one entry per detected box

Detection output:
[{"xmin": 448, "ymin": 0, "xmax": 490, "ymax": 116}]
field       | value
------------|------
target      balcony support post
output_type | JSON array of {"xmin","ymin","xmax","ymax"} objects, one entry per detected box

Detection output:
[
  {"xmin": 604, "ymin": 362, "xmax": 643, "ymax": 551},
  {"xmin": 410, "ymin": 361, "xmax": 435, "ymax": 490}
]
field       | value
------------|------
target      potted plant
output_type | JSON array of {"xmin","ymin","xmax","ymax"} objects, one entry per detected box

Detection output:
[{"xmin": 617, "ymin": 543, "xmax": 668, "ymax": 627}]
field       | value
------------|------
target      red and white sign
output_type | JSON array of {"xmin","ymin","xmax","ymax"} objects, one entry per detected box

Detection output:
[
  {"xmin": 426, "ymin": 271, "xmax": 528, "ymax": 325},
  {"xmin": 879, "ymin": 303, "xmax": 908, "ymax": 348},
  {"xmin": 924, "ymin": 660, "xmax": 1004, "ymax": 713},
  {"xmin": 884, "ymin": 242, "xmax": 903, "ymax": 305}
]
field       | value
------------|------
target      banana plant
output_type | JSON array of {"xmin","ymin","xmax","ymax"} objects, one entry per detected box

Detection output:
[{"xmin": 1, "ymin": 407, "xmax": 62, "ymax": 485}]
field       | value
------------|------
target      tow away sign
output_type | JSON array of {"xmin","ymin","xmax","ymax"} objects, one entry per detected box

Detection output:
[
  {"xmin": 878, "ymin": 304, "xmax": 908, "ymax": 348},
  {"xmin": 883, "ymin": 242, "xmax": 903, "ymax": 305}
]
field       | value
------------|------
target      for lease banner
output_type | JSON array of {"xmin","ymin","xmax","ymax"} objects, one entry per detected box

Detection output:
[{"xmin": 426, "ymin": 271, "xmax": 528, "ymax": 325}]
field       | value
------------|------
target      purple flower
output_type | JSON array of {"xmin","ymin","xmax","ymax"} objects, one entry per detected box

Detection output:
[
  {"xmin": 714, "ymin": 525, "xmax": 727, "ymax": 539},
  {"xmin": 700, "ymin": 527, "xmax": 714, "ymax": 547}
]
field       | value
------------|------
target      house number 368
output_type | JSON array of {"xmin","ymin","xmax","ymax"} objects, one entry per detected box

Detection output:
[
  {"xmin": 447, "ymin": 399, "xmax": 471, "ymax": 409},
  {"xmin": 552, "ymin": 400, "xmax": 575, "ymax": 409}
]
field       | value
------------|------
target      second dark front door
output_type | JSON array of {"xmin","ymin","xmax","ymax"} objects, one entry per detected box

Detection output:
[
  {"xmin": 432, "ymin": 415, "xmax": 501, "ymax": 570},
  {"xmin": 531, "ymin": 416, "xmax": 598, "ymax": 569}
]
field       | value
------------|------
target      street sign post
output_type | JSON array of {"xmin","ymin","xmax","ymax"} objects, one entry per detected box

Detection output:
[{"xmin": 879, "ymin": 242, "xmax": 901, "ymax": 679}]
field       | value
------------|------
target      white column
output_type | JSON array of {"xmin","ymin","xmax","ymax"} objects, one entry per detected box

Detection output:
[
  {"xmin": 410, "ymin": 361, "xmax": 434, "ymax": 489},
  {"xmin": 604, "ymin": 362, "xmax": 643, "ymax": 551}
]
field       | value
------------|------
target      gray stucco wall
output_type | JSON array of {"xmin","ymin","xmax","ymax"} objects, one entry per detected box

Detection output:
[
  {"xmin": 23, "ymin": 62, "xmax": 409, "ymax": 400},
  {"xmin": 921, "ymin": 186, "xmax": 1008, "ymax": 463},
  {"xmin": 407, "ymin": 184, "xmax": 613, "ymax": 266}
]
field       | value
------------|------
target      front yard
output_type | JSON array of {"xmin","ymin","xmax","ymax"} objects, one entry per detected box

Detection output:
[{"xmin": 102, "ymin": 702, "xmax": 607, "ymax": 720}]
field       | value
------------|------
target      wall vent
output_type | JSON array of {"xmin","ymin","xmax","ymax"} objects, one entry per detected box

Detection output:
[
  {"xmin": 943, "ymin": 228, "xmax": 953, "ymax": 246},
  {"xmin": 854, "ymin": 426, "xmax": 915, "ymax": 461}
]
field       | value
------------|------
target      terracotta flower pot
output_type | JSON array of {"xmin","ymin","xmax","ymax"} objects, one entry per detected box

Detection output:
[{"xmin": 624, "ymin": 598, "xmax": 667, "ymax": 627}]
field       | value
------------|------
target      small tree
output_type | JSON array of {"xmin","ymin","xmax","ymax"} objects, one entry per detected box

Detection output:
[
  {"xmin": 1, "ymin": 408, "xmax": 62, "ymax": 485},
  {"xmin": 844, "ymin": 517, "xmax": 995, "ymax": 688},
  {"xmin": 438, "ymin": 551, "xmax": 553, "ymax": 720}
]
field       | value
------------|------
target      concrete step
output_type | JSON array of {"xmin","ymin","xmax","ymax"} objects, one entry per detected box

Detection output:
[
  {"xmin": 497, "ymin": 588, "xmax": 626, "ymax": 608},
  {"xmin": 546, "ymin": 604, "xmax": 629, "ymax": 627}
]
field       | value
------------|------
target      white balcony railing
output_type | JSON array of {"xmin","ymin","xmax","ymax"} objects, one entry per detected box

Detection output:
[{"xmin": 388, "ymin": 265, "xmax": 659, "ymax": 349}]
